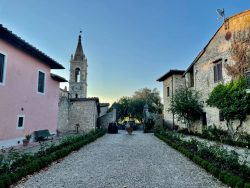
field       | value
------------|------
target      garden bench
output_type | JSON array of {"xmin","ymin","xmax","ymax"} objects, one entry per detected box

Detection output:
[{"xmin": 34, "ymin": 129, "xmax": 55, "ymax": 142}]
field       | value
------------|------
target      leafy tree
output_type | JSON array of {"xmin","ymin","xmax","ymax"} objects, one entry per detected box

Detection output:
[
  {"xmin": 111, "ymin": 97, "xmax": 130, "ymax": 121},
  {"xmin": 111, "ymin": 88, "xmax": 163, "ymax": 122},
  {"xmin": 132, "ymin": 88, "xmax": 163, "ymax": 114},
  {"xmin": 168, "ymin": 87, "xmax": 203, "ymax": 131},
  {"xmin": 207, "ymin": 77, "xmax": 250, "ymax": 139}
]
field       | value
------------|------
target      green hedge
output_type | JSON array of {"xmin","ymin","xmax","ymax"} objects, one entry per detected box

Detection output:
[
  {"xmin": 155, "ymin": 130, "xmax": 250, "ymax": 188},
  {"xmin": 0, "ymin": 129, "xmax": 105, "ymax": 188}
]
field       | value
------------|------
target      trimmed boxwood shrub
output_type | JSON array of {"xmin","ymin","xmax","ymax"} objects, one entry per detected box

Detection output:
[
  {"xmin": 244, "ymin": 183, "xmax": 250, "ymax": 188},
  {"xmin": 0, "ymin": 129, "xmax": 106, "ymax": 187},
  {"xmin": 0, "ymin": 180, "xmax": 4, "ymax": 188},
  {"xmin": 154, "ymin": 130, "xmax": 250, "ymax": 188},
  {"xmin": 0, "ymin": 174, "xmax": 11, "ymax": 187}
]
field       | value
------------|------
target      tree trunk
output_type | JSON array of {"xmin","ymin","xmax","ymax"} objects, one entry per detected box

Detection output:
[
  {"xmin": 235, "ymin": 120, "xmax": 243, "ymax": 141},
  {"xmin": 226, "ymin": 121, "xmax": 235, "ymax": 140}
]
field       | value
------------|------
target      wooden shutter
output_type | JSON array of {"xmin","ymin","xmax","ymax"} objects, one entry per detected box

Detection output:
[
  {"xmin": 214, "ymin": 61, "xmax": 222, "ymax": 82},
  {"xmin": 218, "ymin": 63, "xmax": 222, "ymax": 81},
  {"xmin": 213, "ymin": 65, "xmax": 217, "ymax": 82},
  {"xmin": 247, "ymin": 72, "xmax": 250, "ymax": 89}
]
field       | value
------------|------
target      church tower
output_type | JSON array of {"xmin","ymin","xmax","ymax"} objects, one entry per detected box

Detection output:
[{"xmin": 69, "ymin": 33, "xmax": 88, "ymax": 98}]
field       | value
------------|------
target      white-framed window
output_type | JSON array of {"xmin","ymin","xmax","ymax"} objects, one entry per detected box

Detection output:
[
  {"xmin": 37, "ymin": 70, "xmax": 46, "ymax": 94},
  {"xmin": 0, "ymin": 51, "xmax": 7, "ymax": 86},
  {"xmin": 16, "ymin": 115, "xmax": 25, "ymax": 129}
]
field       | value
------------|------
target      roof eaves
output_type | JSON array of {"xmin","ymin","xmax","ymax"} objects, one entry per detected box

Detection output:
[
  {"xmin": 182, "ymin": 10, "xmax": 250, "ymax": 76},
  {"xmin": 51, "ymin": 73, "xmax": 68, "ymax": 82},
  {"xmin": 0, "ymin": 24, "xmax": 65, "ymax": 69},
  {"xmin": 157, "ymin": 69, "xmax": 185, "ymax": 82}
]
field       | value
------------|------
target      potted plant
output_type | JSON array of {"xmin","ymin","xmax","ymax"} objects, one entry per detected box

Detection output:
[
  {"xmin": 125, "ymin": 122, "xmax": 133, "ymax": 135},
  {"xmin": 23, "ymin": 134, "xmax": 32, "ymax": 146}
]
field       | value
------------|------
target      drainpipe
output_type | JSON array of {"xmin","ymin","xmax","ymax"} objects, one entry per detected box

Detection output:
[{"xmin": 172, "ymin": 75, "xmax": 174, "ymax": 130}]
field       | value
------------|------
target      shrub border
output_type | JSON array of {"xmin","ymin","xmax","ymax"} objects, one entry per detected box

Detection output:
[
  {"xmin": 0, "ymin": 129, "xmax": 106, "ymax": 188},
  {"xmin": 177, "ymin": 129, "xmax": 250, "ymax": 148},
  {"xmin": 155, "ymin": 131, "xmax": 250, "ymax": 188}
]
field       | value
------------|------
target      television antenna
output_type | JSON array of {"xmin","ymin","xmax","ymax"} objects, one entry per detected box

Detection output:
[{"xmin": 216, "ymin": 8, "xmax": 225, "ymax": 21}]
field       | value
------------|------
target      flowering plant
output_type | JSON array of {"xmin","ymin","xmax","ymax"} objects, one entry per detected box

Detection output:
[{"xmin": 25, "ymin": 134, "xmax": 32, "ymax": 141}]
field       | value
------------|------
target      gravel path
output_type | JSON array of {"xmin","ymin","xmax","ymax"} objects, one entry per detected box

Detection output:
[{"xmin": 15, "ymin": 131, "xmax": 227, "ymax": 188}]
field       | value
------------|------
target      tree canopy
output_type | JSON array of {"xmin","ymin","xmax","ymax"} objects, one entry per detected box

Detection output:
[
  {"xmin": 207, "ymin": 77, "xmax": 250, "ymax": 139},
  {"xmin": 168, "ymin": 87, "xmax": 203, "ymax": 131},
  {"xmin": 111, "ymin": 88, "xmax": 163, "ymax": 122}
]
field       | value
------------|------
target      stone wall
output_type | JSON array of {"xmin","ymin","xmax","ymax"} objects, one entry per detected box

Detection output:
[
  {"xmin": 151, "ymin": 113, "xmax": 163, "ymax": 129},
  {"xmin": 99, "ymin": 106, "xmax": 109, "ymax": 117},
  {"xmin": 162, "ymin": 74, "xmax": 185, "ymax": 129},
  {"xmin": 69, "ymin": 100, "xmax": 98, "ymax": 133},
  {"xmin": 57, "ymin": 91, "xmax": 100, "ymax": 134},
  {"xmin": 98, "ymin": 109, "xmax": 116, "ymax": 130},
  {"xmin": 57, "ymin": 96, "xmax": 69, "ymax": 134}
]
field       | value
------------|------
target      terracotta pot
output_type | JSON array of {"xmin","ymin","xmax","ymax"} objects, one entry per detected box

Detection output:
[
  {"xmin": 23, "ymin": 139, "xmax": 29, "ymax": 146},
  {"xmin": 126, "ymin": 127, "xmax": 133, "ymax": 135}
]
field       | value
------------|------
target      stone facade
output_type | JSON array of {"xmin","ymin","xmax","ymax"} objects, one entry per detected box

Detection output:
[
  {"xmin": 157, "ymin": 70, "xmax": 185, "ymax": 129},
  {"xmin": 57, "ymin": 34, "xmax": 112, "ymax": 135},
  {"xmin": 57, "ymin": 89, "xmax": 100, "ymax": 134},
  {"xmin": 184, "ymin": 9, "xmax": 250, "ymax": 134},
  {"xmin": 159, "ymin": 9, "xmax": 250, "ymax": 134},
  {"xmin": 69, "ymin": 99, "xmax": 99, "ymax": 133},
  {"xmin": 57, "ymin": 95, "xmax": 69, "ymax": 134},
  {"xmin": 98, "ymin": 109, "xmax": 116, "ymax": 130},
  {"xmin": 143, "ymin": 105, "xmax": 163, "ymax": 130},
  {"xmin": 99, "ymin": 103, "xmax": 110, "ymax": 117},
  {"xmin": 69, "ymin": 35, "xmax": 88, "ymax": 99}
]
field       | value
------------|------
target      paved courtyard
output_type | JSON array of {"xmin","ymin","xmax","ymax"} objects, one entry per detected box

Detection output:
[{"xmin": 15, "ymin": 131, "xmax": 227, "ymax": 188}]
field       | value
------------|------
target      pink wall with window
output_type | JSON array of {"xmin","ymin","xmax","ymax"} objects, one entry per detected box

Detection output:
[{"xmin": 0, "ymin": 39, "xmax": 59, "ymax": 141}]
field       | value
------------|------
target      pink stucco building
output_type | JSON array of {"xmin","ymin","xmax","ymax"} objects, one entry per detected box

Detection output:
[{"xmin": 0, "ymin": 25, "xmax": 66, "ymax": 147}]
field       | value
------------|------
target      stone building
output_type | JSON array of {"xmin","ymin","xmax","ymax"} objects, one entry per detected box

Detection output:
[
  {"xmin": 157, "ymin": 70, "xmax": 185, "ymax": 129},
  {"xmin": 57, "ymin": 34, "xmax": 115, "ymax": 134},
  {"xmin": 158, "ymin": 9, "xmax": 250, "ymax": 134},
  {"xmin": 57, "ymin": 34, "xmax": 100, "ymax": 134},
  {"xmin": 69, "ymin": 35, "xmax": 87, "ymax": 99}
]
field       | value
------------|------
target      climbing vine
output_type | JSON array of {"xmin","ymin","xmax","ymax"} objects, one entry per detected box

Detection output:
[{"xmin": 225, "ymin": 27, "xmax": 250, "ymax": 78}]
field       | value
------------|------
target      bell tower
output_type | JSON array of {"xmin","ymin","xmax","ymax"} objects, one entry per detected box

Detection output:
[{"xmin": 69, "ymin": 33, "xmax": 88, "ymax": 98}]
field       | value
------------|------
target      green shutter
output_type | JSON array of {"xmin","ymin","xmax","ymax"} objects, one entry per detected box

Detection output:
[
  {"xmin": 0, "ymin": 54, "xmax": 4, "ymax": 83},
  {"xmin": 38, "ymin": 71, "xmax": 45, "ymax": 93},
  {"xmin": 18, "ymin": 117, "xmax": 23, "ymax": 127}
]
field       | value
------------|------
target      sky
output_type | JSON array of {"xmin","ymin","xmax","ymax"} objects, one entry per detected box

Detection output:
[{"xmin": 0, "ymin": 0, "xmax": 249, "ymax": 104}]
